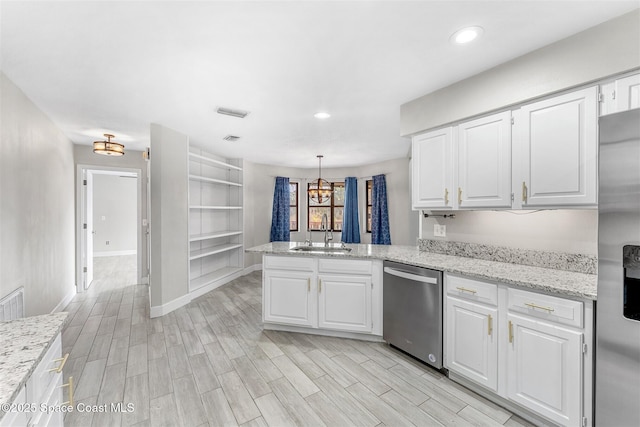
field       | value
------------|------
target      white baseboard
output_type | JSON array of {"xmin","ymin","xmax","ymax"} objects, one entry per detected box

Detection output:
[
  {"xmin": 94, "ymin": 250, "xmax": 137, "ymax": 257},
  {"xmin": 150, "ymin": 293, "xmax": 192, "ymax": 318},
  {"xmin": 243, "ymin": 264, "xmax": 262, "ymax": 275},
  {"xmin": 52, "ymin": 287, "xmax": 77, "ymax": 313},
  {"xmin": 149, "ymin": 266, "xmax": 259, "ymax": 318},
  {"xmin": 263, "ymin": 322, "xmax": 384, "ymax": 342}
]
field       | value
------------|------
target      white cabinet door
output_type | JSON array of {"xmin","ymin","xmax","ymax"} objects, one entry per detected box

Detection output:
[
  {"xmin": 615, "ymin": 73, "xmax": 640, "ymax": 112},
  {"xmin": 318, "ymin": 274, "xmax": 372, "ymax": 333},
  {"xmin": 517, "ymin": 86, "xmax": 597, "ymax": 207},
  {"xmin": 263, "ymin": 270, "xmax": 316, "ymax": 327},
  {"xmin": 507, "ymin": 313, "xmax": 583, "ymax": 427},
  {"xmin": 412, "ymin": 127, "xmax": 455, "ymax": 209},
  {"xmin": 446, "ymin": 297, "xmax": 498, "ymax": 391},
  {"xmin": 457, "ymin": 111, "xmax": 512, "ymax": 208}
]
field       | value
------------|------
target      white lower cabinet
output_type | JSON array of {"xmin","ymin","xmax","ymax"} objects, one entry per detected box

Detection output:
[
  {"xmin": 262, "ymin": 255, "xmax": 381, "ymax": 336},
  {"xmin": 318, "ymin": 274, "xmax": 372, "ymax": 333},
  {"xmin": 446, "ymin": 297, "xmax": 498, "ymax": 391},
  {"xmin": 1, "ymin": 333, "xmax": 69, "ymax": 427},
  {"xmin": 445, "ymin": 273, "xmax": 593, "ymax": 427},
  {"xmin": 264, "ymin": 269, "xmax": 316, "ymax": 328},
  {"xmin": 507, "ymin": 313, "xmax": 583, "ymax": 426}
]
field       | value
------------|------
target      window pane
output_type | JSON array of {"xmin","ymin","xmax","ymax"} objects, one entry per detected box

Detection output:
[
  {"xmin": 309, "ymin": 207, "xmax": 330, "ymax": 230},
  {"xmin": 367, "ymin": 181, "xmax": 372, "ymax": 204},
  {"xmin": 290, "ymin": 207, "xmax": 298, "ymax": 231},
  {"xmin": 334, "ymin": 184, "xmax": 345, "ymax": 205},
  {"xmin": 334, "ymin": 207, "xmax": 343, "ymax": 231},
  {"xmin": 289, "ymin": 183, "xmax": 297, "ymax": 205},
  {"xmin": 367, "ymin": 206, "xmax": 372, "ymax": 233}
]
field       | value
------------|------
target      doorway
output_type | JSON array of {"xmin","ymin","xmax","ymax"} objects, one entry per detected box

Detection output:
[{"xmin": 76, "ymin": 165, "xmax": 143, "ymax": 292}]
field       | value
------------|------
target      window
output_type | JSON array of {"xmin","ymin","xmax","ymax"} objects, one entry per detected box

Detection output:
[
  {"xmin": 366, "ymin": 180, "xmax": 373, "ymax": 233},
  {"xmin": 308, "ymin": 182, "xmax": 344, "ymax": 231},
  {"xmin": 289, "ymin": 182, "xmax": 299, "ymax": 231}
]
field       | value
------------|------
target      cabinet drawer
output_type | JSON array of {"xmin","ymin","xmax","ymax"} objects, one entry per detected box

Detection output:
[
  {"xmin": 318, "ymin": 258, "xmax": 372, "ymax": 275},
  {"xmin": 27, "ymin": 334, "xmax": 64, "ymax": 406},
  {"xmin": 446, "ymin": 275, "xmax": 498, "ymax": 306},
  {"xmin": 264, "ymin": 255, "xmax": 315, "ymax": 272},
  {"xmin": 508, "ymin": 288, "xmax": 583, "ymax": 328}
]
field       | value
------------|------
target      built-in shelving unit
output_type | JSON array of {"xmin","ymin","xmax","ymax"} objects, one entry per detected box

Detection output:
[{"xmin": 188, "ymin": 148, "xmax": 243, "ymax": 294}]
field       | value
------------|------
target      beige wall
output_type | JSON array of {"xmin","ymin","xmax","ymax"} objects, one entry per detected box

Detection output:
[
  {"xmin": 0, "ymin": 71, "xmax": 76, "ymax": 315},
  {"xmin": 243, "ymin": 157, "xmax": 417, "ymax": 268},
  {"xmin": 401, "ymin": 9, "xmax": 640, "ymax": 136},
  {"xmin": 421, "ymin": 210, "xmax": 598, "ymax": 255}
]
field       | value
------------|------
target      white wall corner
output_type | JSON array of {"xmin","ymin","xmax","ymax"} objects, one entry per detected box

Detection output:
[
  {"xmin": 51, "ymin": 287, "xmax": 77, "ymax": 314},
  {"xmin": 150, "ymin": 293, "xmax": 192, "ymax": 318}
]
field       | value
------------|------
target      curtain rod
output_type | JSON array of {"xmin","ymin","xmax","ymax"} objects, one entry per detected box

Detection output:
[{"xmin": 269, "ymin": 173, "xmax": 391, "ymax": 180}]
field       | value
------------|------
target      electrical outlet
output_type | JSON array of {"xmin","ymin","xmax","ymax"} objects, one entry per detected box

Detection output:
[
  {"xmin": 106, "ymin": 241, "xmax": 110, "ymax": 246},
  {"xmin": 434, "ymin": 224, "xmax": 446, "ymax": 237}
]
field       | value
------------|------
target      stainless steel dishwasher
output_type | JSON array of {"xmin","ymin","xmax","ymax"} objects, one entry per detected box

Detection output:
[{"xmin": 383, "ymin": 260, "xmax": 443, "ymax": 369}]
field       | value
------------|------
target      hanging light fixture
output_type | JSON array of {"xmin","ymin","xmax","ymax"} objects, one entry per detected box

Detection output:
[
  {"xmin": 308, "ymin": 155, "xmax": 333, "ymax": 204},
  {"xmin": 93, "ymin": 133, "xmax": 125, "ymax": 156}
]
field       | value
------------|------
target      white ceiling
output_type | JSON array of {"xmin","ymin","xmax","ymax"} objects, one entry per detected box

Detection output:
[{"xmin": 1, "ymin": 1, "xmax": 638, "ymax": 168}]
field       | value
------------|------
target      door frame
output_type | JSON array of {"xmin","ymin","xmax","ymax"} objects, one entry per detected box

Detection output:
[{"xmin": 76, "ymin": 164, "xmax": 143, "ymax": 292}]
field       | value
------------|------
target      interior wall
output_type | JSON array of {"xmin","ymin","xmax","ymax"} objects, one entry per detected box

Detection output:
[
  {"xmin": 243, "ymin": 157, "xmax": 417, "ymax": 268},
  {"xmin": 421, "ymin": 209, "xmax": 598, "ymax": 255},
  {"xmin": 74, "ymin": 145, "xmax": 149, "ymax": 278},
  {"xmin": 92, "ymin": 174, "xmax": 137, "ymax": 254},
  {"xmin": 0, "ymin": 71, "xmax": 76, "ymax": 315}
]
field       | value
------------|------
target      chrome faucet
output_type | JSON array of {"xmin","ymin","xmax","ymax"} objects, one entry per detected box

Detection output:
[
  {"xmin": 304, "ymin": 228, "xmax": 313, "ymax": 246},
  {"xmin": 321, "ymin": 213, "xmax": 333, "ymax": 246}
]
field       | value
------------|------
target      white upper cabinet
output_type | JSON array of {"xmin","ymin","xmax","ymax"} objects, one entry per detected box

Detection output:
[
  {"xmin": 516, "ymin": 86, "xmax": 598, "ymax": 207},
  {"xmin": 600, "ymin": 73, "xmax": 640, "ymax": 115},
  {"xmin": 457, "ymin": 111, "xmax": 512, "ymax": 208},
  {"xmin": 412, "ymin": 127, "xmax": 455, "ymax": 209}
]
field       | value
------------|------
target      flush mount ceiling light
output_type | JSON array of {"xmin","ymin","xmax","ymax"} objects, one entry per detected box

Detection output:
[
  {"xmin": 450, "ymin": 26, "xmax": 484, "ymax": 45},
  {"xmin": 217, "ymin": 107, "xmax": 250, "ymax": 118},
  {"xmin": 314, "ymin": 112, "xmax": 331, "ymax": 119},
  {"xmin": 93, "ymin": 133, "xmax": 124, "ymax": 156},
  {"xmin": 308, "ymin": 155, "xmax": 333, "ymax": 204}
]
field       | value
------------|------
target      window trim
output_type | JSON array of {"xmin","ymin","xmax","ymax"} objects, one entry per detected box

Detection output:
[
  {"xmin": 307, "ymin": 181, "xmax": 344, "ymax": 231},
  {"xmin": 289, "ymin": 181, "xmax": 299, "ymax": 232},
  {"xmin": 366, "ymin": 179, "xmax": 373, "ymax": 233}
]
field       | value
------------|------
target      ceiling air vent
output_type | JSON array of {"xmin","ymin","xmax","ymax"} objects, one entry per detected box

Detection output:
[
  {"xmin": 223, "ymin": 135, "xmax": 241, "ymax": 142},
  {"xmin": 216, "ymin": 107, "xmax": 250, "ymax": 118}
]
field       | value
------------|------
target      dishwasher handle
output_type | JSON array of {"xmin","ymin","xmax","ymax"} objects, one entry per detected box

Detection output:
[{"xmin": 384, "ymin": 267, "xmax": 439, "ymax": 285}]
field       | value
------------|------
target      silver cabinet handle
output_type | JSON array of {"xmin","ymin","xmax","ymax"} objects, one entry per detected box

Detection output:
[{"xmin": 383, "ymin": 267, "xmax": 438, "ymax": 284}]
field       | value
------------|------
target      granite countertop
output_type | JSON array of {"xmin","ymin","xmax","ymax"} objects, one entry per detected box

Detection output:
[
  {"xmin": 247, "ymin": 242, "xmax": 597, "ymax": 300},
  {"xmin": 0, "ymin": 312, "xmax": 69, "ymax": 408}
]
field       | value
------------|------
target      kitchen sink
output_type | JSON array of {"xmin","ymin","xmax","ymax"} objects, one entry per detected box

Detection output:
[{"xmin": 290, "ymin": 245, "xmax": 352, "ymax": 253}]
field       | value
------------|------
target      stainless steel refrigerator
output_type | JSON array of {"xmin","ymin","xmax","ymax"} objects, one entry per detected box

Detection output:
[{"xmin": 596, "ymin": 108, "xmax": 640, "ymax": 426}]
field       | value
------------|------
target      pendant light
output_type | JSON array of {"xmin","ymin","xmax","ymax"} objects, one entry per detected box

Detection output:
[
  {"xmin": 308, "ymin": 155, "xmax": 333, "ymax": 204},
  {"xmin": 93, "ymin": 133, "xmax": 125, "ymax": 156}
]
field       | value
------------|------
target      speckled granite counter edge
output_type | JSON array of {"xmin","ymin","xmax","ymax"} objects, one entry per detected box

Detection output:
[
  {"xmin": 0, "ymin": 312, "xmax": 69, "ymax": 409},
  {"xmin": 247, "ymin": 242, "xmax": 597, "ymax": 300}
]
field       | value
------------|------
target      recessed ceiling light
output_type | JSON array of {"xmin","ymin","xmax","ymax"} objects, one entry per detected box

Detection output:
[
  {"xmin": 314, "ymin": 112, "xmax": 331, "ymax": 119},
  {"xmin": 450, "ymin": 26, "xmax": 484, "ymax": 45}
]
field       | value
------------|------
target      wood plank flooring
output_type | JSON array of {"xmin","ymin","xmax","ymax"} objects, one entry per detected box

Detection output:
[{"xmin": 62, "ymin": 255, "xmax": 537, "ymax": 427}]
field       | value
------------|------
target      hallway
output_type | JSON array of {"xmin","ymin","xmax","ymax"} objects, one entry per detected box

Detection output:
[{"xmin": 61, "ymin": 256, "xmax": 532, "ymax": 426}]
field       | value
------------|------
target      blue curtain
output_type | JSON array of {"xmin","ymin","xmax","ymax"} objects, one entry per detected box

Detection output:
[
  {"xmin": 270, "ymin": 177, "xmax": 290, "ymax": 242},
  {"xmin": 371, "ymin": 174, "xmax": 391, "ymax": 245},
  {"xmin": 341, "ymin": 177, "xmax": 361, "ymax": 243}
]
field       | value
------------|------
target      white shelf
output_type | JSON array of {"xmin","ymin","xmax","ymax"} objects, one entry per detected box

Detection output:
[
  {"xmin": 189, "ymin": 205, "xmax": 243, "ymax": 210},
  {"xmin": 189, "ymin": 174, "xmax": 243, "ymax": 187},
  {"xmin": 189, "ymin": 152, "xmax": 243, "ymax": 171},
  {"xmin": 190, "ymin": 267, "xmax": 243, "ymax": 290},
  {"xmin": 189, "ymin": 243, "xmax": 243, "ymax": 260},
  {"xmin": 189, "ymin": 230, "xmax": 243, "ymax": 242}
]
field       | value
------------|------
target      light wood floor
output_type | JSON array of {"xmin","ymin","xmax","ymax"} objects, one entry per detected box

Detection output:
[{"xmin": 62, "ymin": 255, "xmax": 536, "ymax": 427}]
